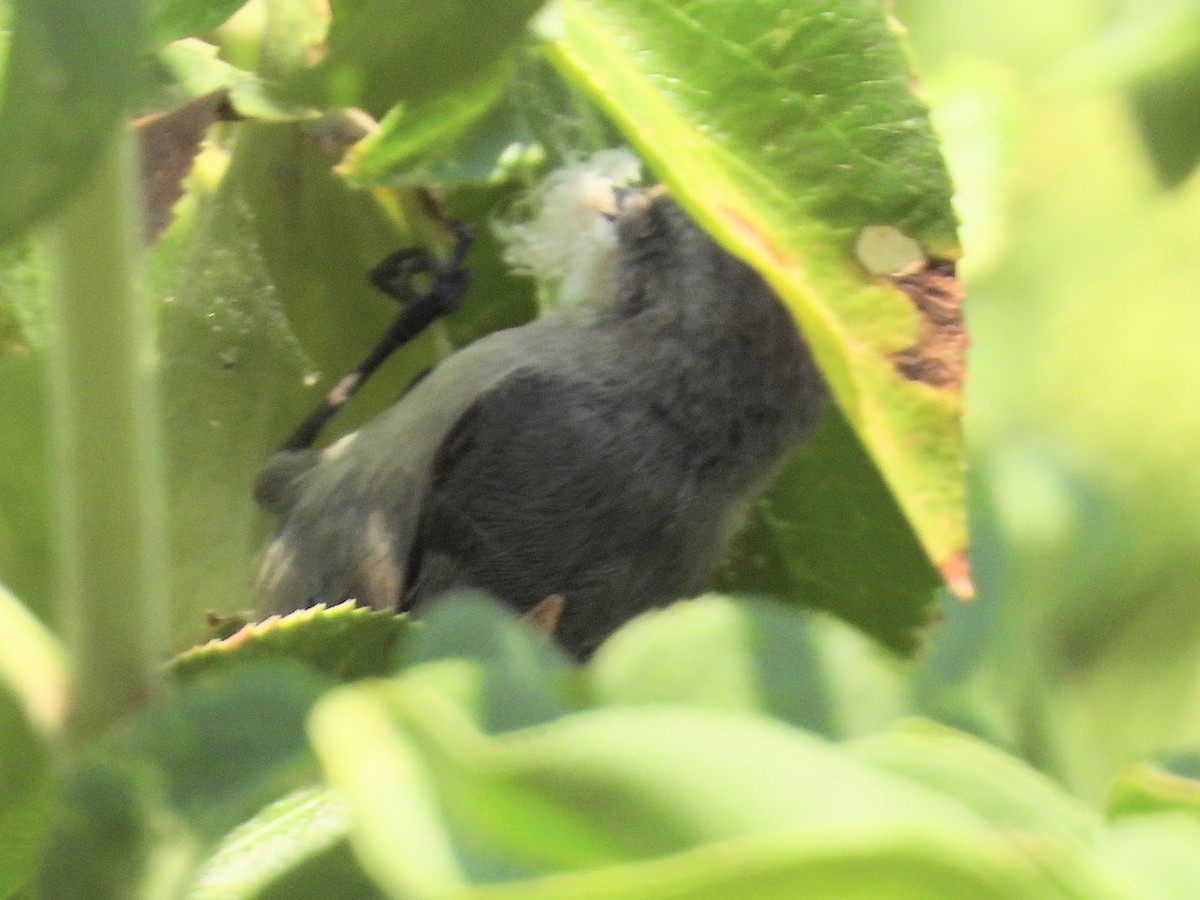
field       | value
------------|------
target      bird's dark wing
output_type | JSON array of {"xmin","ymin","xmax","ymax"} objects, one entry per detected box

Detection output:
[
  {"xmin": 255, "ymin": 324, "xmax": 559, "ymax": 619},
  {"xmin": 402, "ymin": 367, "xmax": 707, "ymax": 656}
]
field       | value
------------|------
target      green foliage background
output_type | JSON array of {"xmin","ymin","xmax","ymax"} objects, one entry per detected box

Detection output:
[
  {"xmin": 900, "ymin": 0, "xmax": 1200, "ymax": 797},
  {"xmin": 2, "ymin": 0, "xmax": 1200, "ymax": 896}
]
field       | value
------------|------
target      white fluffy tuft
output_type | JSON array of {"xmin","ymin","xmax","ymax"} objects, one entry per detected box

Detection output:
[{"xmin": 496, "ymin": 149, "xmax": 642, "ymax": 309}]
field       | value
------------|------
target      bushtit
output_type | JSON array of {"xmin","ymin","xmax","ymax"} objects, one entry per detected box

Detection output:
[{"xmin": 255, "ymin": 176, "xmax": 827, "ymax": 658}]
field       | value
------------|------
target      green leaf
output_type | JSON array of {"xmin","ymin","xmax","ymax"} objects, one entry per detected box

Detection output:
[
  {"xmin": 848, "ymin": 720, "xmax": 1101, "ymax": 848},
  {"xmin": 282, "ymin": 0, "xmax": 548, "ymax": 116},
  {"xmin": 1107, "ymin": 762, "xmax": 1200, "ymax": 823},
  {"xmin": 541, "ymin": 0, "xmax": 967, "ymax": 607},
  {"xmin": 35, "ymin": 754, "xmax": 152, "ymax": 900},
  {"xmin": 0, "ymin": 0, "xmax": 143, "ymax": 246},
  {"xmin": 1052, "ymin": 1, "xmax": 1200, "ymax": 91},
  {"xmin": 339, "ymin": 66, "xmax": 513, "ymax": 187},
  {"xmin": 400, "ymin": 593, "xmax": 580, "ymax": 734},
  {"xmin": 148, "ymin": 0, "xmax": 252, "ymax": 47},
  {"xmin": 717, "ymin": 408, "xmax": 941, "ymax": 654},
  {"xmin": 0, "ymin": 251, "xmax": 54, "ymax": 616},
  {"xmin": 312, "ymin": 667, "xmax": 1103, "ymax": 897},
  {"xmin": 36, "ymin": 661, "xmax": 334, "ymax": 898},
  {"xmin": 169, "ymin": 601, "xmax": 416, "ymax": 683},
  {"xmin": 129, "ymin": 663, "xmax": 333, "ymax": 842},
  {"xmin": 1129, "ymin": 63, "xmax": 1200, "ymax": 188},
  {"xmin": 0, "ymin": 685, "xmax": 55, "ymax": 899},
  {"xmin": 1050, "ymin": 2, "xmax": 1200, "ymax": 186},
  {"xmin": 188, "ymin": 786, "xmax": 377, "ymax": 900},
  {"xmin": 157, "ymin": 37, "xmax": 307, "ymax": 121},
  {"xmin": 590, "ymin": 595, "xmax": 835, "ymax": 734},
  {"xmin": 339, "ymin": 48, "xmax": 626, "ymax": 188},
  {"xmin": 1094, "ymin": 813, "xmax": 1200, "ymax": 900}
]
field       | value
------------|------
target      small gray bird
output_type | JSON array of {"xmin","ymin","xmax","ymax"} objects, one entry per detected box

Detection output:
[{"xmin": 255, "ymin": 185, "xmax": 827, "ymax": 658}]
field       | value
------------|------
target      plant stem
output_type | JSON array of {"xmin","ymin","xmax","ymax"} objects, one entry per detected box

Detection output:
[{"xmin": 46, "ymin": 130, "xmax": 168, "ymax": 741}]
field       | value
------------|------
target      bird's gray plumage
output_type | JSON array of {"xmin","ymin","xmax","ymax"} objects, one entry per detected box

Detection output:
[{"xmin": 256, "ymin": 190, "xmax": 827, "ymax": 658}]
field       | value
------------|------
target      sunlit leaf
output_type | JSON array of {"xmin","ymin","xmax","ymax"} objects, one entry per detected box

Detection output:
[
  {"xmin": 169, "ymin": 600, "xmax": 415, "ymax": 683},
  {"xmin": 1094, "ymin": 813, "xmax": 1200, "ymax": 900},
  {"xmin": 0, "ymin": 580, "xmax": 69, "ymax": 731},
  {"xmin": 1108, "ymin": 762, "xmax": 1200, "ymax": 823}
]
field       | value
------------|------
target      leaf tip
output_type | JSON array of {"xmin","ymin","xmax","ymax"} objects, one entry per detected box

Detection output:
[{"xmin": 939, "ymin": 549, "xmax": 974, "ymax": 600}]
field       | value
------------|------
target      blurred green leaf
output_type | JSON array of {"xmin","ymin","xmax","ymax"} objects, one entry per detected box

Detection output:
[
  {"xmin": 148, "ymin": 0, "xmax": 252, "ymax": 47},
  {"xmin": 158, "ymin": 37, "xmax": 306, "ymax": 120},
  {"xmin": 590, "ymin": 595, "xmax": 835, "ymax": 734},
  {"xmin": 254, "ymin": 839, "xmax": 378, "ymax": 900},
  {"xmin": 1129, "ymin": 63, "xmax": 1200, "ymax": 187},
  {"xmin": 1050, "ymin": 1, "xmax": 1200, "ymax": 186},
  {"xmin": 401, "ymin": 593, "xmax": 580, "ymax": 734},
  {"xmin": 282, "ymin": 0, "xmax": 548, "ymax": 116},
  {"xmin": 37, "ymin": 661, "xmax": 333, "ymax": 897},
  {"xmin": 0, "ymin": 0, "xmax": 143, "ymax": 246},
  {"xmin": 1107, "ymin": 762, "xmax": 1200, "ymax": 823},
  {"xmin": 188, "ymin": 786, "xmax": 374, "ymax": 900},
  {"xmin": 0, "ymin": 244, "xmax": 53, "ymax": 619},
  {"xmin": 340, "ymin": 47, "xmax": 626, "ymax": 188},
  {"xmin": 849, "ymin": 719, "xmax": 1101, "ymax": 847},
  {"xmin": 542, "ymin": 0, "xmax": 966, "ymax": 606},
  {"xmin": 0, "ymin": 594, "xmax": 59, "ymax": 895},
  {"xmin": 1094, "ymin": 813, "xmax": 1200, "ymax": 900},
  {"xmin": 0, "ymin": 685, "xmax": 55, "ymax": 898},
  {"xmin": 313, "ymin": 661, "xmax": 1108, "ymax": 897},
  {"xmin": 340, "ymin": 66, "xmax": 512, "ymax": 187},
  {"xmin": 125, "ymin": 662, "xmax": 332, "ymax": 842},
  {"xmin": 35, "ymin": 755, "xmax": 151, "ymax": 900},
  {"xmin": 1052, "ymin": 1, "xmax": 1200, "ymax": 90},
  {"xmin": 924, "ymin": 57, "xmax": 1022, "ymax": 278}
]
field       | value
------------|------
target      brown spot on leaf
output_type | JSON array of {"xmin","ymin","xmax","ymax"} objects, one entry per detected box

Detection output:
[
  {"xmin": 134, "ymin": 90, "xmax": 240, "ymax": 245},
  {"xmin": 889, "ymin": 259, "xmax": 967, "ymax": 390},
  {"xmin": 939, "ymin": 548, "xmax": 974, "ymax": 600}
]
